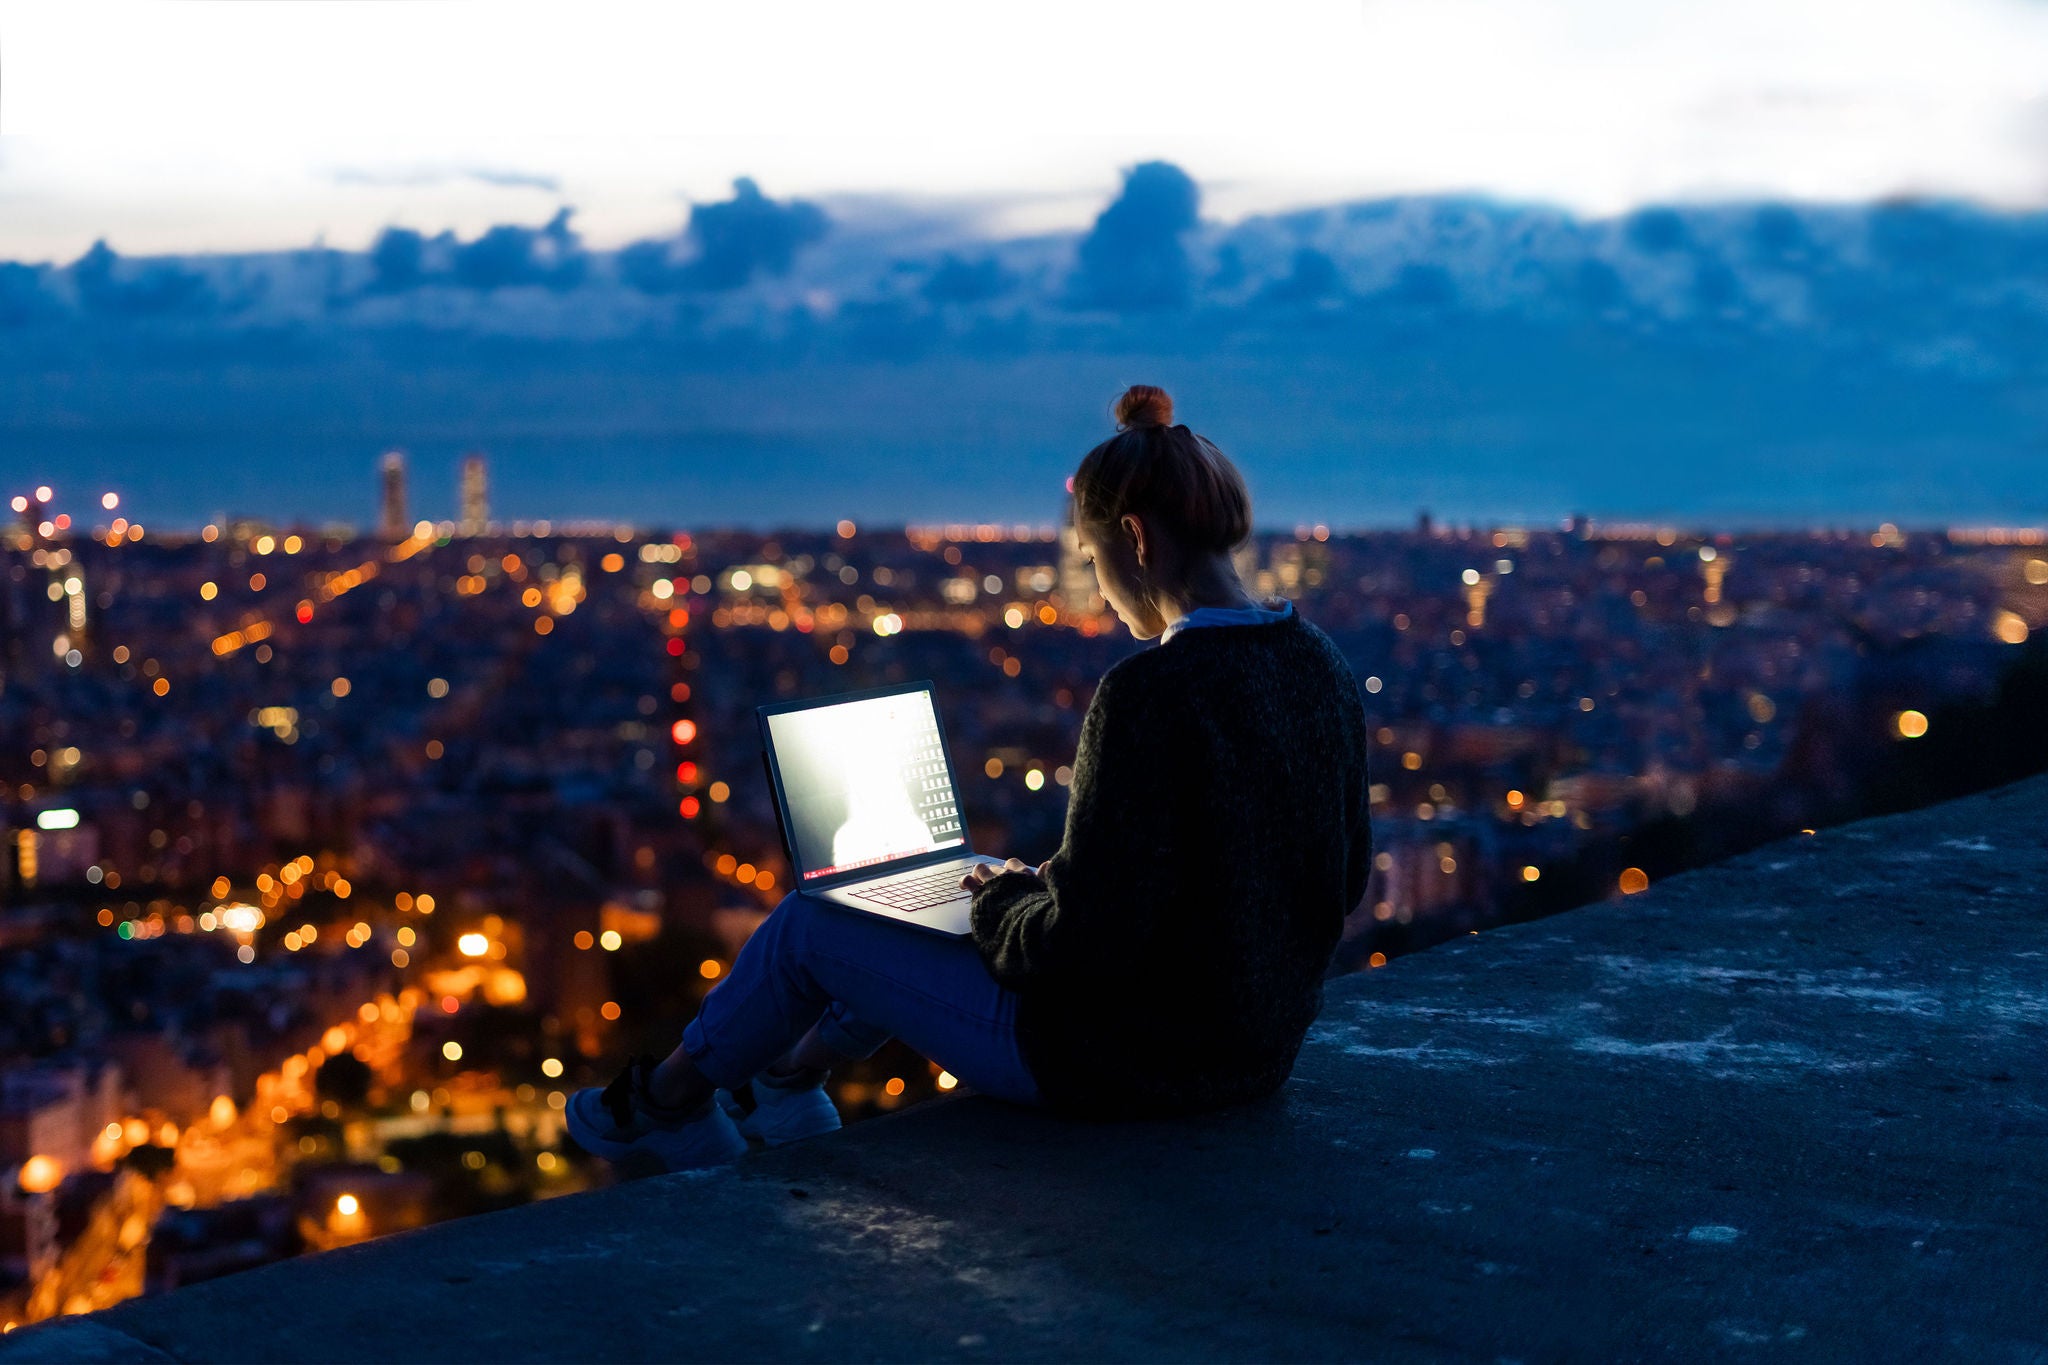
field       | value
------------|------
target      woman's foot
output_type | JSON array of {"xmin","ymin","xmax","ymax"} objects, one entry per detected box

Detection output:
[
  {"xmin": 717, "ymin": 1066, "xmax": 842, "ymax": 1146},
  {"xmin": 566, "ymin": 1054, "xmax": 748, "ymax": 1174}
]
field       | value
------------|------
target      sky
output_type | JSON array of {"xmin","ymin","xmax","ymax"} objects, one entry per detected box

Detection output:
[
  {"xmin": 6, "ymin": 0, "xmax": 2048, "ymax": 260},
  {"xmin": 5, "ymin": 0, "xmax": 2048, "ymax": 532}
]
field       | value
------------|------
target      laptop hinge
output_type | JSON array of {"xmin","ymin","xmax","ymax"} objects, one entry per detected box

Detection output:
[{"xmin": 803, "ymin": 845, "xmax": 977, "ymax": 893}]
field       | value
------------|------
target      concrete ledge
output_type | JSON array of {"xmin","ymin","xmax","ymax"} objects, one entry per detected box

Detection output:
[{"xmin": 9, "ymin": 774, "xmax": 2048, "ymax": 1362}]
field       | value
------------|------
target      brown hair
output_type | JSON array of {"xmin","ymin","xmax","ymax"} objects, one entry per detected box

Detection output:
[{"xmin": 1071, "ymin": 385, "xmax": 1253, "ymax": 555}]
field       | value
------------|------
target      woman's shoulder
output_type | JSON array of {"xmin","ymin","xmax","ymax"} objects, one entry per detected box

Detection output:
[
  {"xmin": 1089, "ymin": 647, "xmax": 1170, "ymax": 708},
  {"xmin": 1096, "ymin": 611, "xmax": 1325, "ymax": 691}
]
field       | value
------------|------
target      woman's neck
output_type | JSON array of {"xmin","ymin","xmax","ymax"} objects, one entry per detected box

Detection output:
[{"xmin": 1155, "ymin": 555, "xmax": 1261, "ymax": 631}]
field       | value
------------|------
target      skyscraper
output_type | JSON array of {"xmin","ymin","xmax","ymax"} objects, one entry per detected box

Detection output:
[
  {"xmin": 460, "ymin": 454, "xmax": 489, "ymax": 537},
  {"xmin": 379, "ymin": 451, "xmax": 408, "ymax": 540}
]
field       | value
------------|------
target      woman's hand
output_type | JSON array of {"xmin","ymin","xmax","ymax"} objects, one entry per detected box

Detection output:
[{"xmin": 962, "ymin": 857, "xmax": 1050, "ymax": 893}]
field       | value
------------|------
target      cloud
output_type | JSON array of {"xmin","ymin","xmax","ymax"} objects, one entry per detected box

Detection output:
[
  {"xmin": 1378, "ymin": 262, "xmax": 1456, "ymax": 309},
  {"xmin": 1624, "ymin": 207, "xmax": 1691, "ymax": 254},
  {"xmin": 15, "ymin": 180, "xmax": 2048, "ymax": 533},
  {"xmin": 0, "ymin": 263, "xmax": 60, "ymax": 327},
  {"xmin": 359, "ymin": 211, "xmax": 587, "ymax": 294},
  {"xmin": 921, "ymin": 253, "xmax": 1010, "ymax": 305},
  {"xmin": 1691, "ymin": 258, "xmax": 1743, "ymax": 315},
  {"xmin": 682, "ymin": 177, "xmax": 828, "ymax": 289},
  {"xmin": 19, "ymin": 183, "xmax": 2048, "ymax": 402},
  {"xmin": 368, "ymin": 226, "xmax": 429, "ymax": 292},
  {"xmin": 1257, "ymin": 247, "xmax": 1344, "ymax": 306},
  {"xmin": 69, "ymin": 240, "xmax": 219, "ymax": 319},
  {"xmin": 829, "ymin": 298, "xmax": 945, "ymax": 361},
  {"xmin": 622, "ymin": 179, "xmax": 829, "ymax": 294},
  {"xmin": 1572, "ymin": 258, "xmax": 1628, "ymax": 312},
  {"xmin": 1068, "ymin": 161, "xmax": 1200, "ymax": 311},
  {"xmin": 451, "ymin": 208, "xmax": 587, "ymax": 291},
  {"xmin": 465, "ymin": 168, "xmax": 564, "ymax": 193},
  {"xmin": 1860, "ymin": 198, "xmax": 2048, "ymax": 285},
  {"xmin": 1748, "ymin": 205, "xmax": 1812, "ymax": 265},
  {"xmin": 616, "ymin": 238, "xmax": 686, "ymax": 294},
  {"xmin": 329, "ymin": 166, "xmax": 563, "ymax": 193},
  {"xmin": 1209, "ymin": 243, "xmax": 1248, "ymax": 292}
]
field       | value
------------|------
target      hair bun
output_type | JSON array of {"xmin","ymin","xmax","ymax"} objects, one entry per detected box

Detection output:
[{"xmin": 1113, "ymin": 384, "xmax": 1174, "ymax": 430}]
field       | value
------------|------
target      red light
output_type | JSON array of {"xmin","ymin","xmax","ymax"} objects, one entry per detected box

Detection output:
[
  {"xmin": 666, "ymin": 638, "xmax": 685, "ymax": 657},
  {"xmin": 296, "ymin": 602, "xmax": 314, "ymax": 624},
  {"xmin": 1065, "ymin": 476, "xmax": 1075, "ymax": 493},
  {"xmin": 679, "ymin": 796, "xmax": 701, "ymax": 819},
  {"xmin": 671, "ymin": 719, "xmax": 697, "ymax": 745},
  {"xmin": 670, "ymin": 682, "xmax": 691, "ymax": 703},
  {"xmin": 53, "ymin": 514, "xmax": 71, "ymax": 530},
  {"xmin": 440, "ymin": 996, "xmax": 459, "ymax": 1014},
  {"xmin": 677, "ymin": 761, "xmax": 698, "ymax": 783}
]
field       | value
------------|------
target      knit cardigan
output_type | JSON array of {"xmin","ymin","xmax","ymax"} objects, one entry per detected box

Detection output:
[{"xmin": 968, "ymin": 607, "xmax": 1374, "ymax": 1117}]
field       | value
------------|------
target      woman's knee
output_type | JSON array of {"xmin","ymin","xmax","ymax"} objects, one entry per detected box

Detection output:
[{"xmin": 745, "ymin": 890, "xmax": 819, "ymax": 961}]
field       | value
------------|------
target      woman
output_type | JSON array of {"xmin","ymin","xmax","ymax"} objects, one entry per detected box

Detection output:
[{"xmin": 566, "ymin": 385, "xmax": 1375, "ymax": 1171}]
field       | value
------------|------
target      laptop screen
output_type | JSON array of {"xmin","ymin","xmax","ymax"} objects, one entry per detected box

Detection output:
[{"xmin": 764, "ymin": 688, "xmax": 966, "ymax": 882}]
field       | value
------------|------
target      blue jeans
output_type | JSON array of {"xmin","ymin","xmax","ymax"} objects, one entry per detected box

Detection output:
[{"xmin": 679, "ymin": 891, "xmax": 1043, "ymax": 1106}]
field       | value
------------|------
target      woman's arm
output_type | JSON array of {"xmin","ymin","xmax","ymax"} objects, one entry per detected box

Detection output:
[
  {"xmin": 1339, "ymin": 683, "xmax": 1375, "ymax": 918},
  {"xmin": 967, "ymin": 669, "xmax": 1177, "ymax": 991}
]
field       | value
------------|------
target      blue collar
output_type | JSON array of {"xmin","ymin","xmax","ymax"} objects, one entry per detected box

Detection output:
[{"xmin": 1160, "ymin": 598, "xmax": 1295, "ymax": 643}]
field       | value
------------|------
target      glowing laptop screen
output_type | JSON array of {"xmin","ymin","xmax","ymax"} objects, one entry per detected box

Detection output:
[{"xmin": 766, "ymin": 689, "xmax": 965, "ymax": 881}]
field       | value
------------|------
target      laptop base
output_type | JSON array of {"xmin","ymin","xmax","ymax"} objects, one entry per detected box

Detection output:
[{"xmin": 803, "ymin": 854, "xmax": 1009, "ymax": 938}]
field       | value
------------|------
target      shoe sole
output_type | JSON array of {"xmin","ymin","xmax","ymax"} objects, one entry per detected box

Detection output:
[
  {"xmin": 565, "ymin": 1088, "xmax": 747, "ymax": 1172},
  {"xmin": 716, "ymin": 1088, "xmax": 841, "ymax": 1147}
]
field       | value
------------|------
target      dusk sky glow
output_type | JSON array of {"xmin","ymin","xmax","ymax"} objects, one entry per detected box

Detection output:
[
  {"xmin": 7, "ymin": 0, "xmax": 2048, "ymax": 259},
  {"xmin": 8, "ymin": 0, "xmax": 2048, "ymax": 531}
]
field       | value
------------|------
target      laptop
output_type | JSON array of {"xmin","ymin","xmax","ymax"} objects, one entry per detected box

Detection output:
[{"xmin": 757, "ymin": 679, "xmax": 1007, "ymax": 936}]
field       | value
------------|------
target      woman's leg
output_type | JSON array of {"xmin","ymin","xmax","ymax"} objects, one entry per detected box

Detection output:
[{"xmin": 649, "ymin": 890, "xmax": 1039, "ymax": 1109}]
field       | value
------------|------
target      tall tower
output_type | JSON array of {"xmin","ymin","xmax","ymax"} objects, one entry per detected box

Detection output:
[
  {"xmin": 460, "ymin": 453, "xmax": 489, "ymax": 536},
  {"xmin": 1462, "ymin": 570, "xmax": 1493, "ymax": 629},
  {"xmin": 1700, "ymin": 546, "xmax": 1730, "ymax": 604},
  {"xmin": 379, "ymin": 451, "xmax": 409, "ymax": 540}
]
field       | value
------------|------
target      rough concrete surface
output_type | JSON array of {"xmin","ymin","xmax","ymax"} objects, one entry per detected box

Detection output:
[{"xmin": 7, "ymin": 774, "xmax": 2047, "ymax": 1362}]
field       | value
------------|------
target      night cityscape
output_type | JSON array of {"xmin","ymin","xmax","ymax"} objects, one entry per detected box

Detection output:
[
  {"xmin": 3, "ymin": 452, "xmax": 2044, "ymax": 1325},
  {"xmin": 6, "ymin": 2, "xmax": 2048, "ymax": 1355}
]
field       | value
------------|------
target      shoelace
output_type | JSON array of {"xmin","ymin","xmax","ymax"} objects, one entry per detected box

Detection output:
[{"xmin": 600, "ymin": 1054, "xmax": 658, "ymax": 1129}]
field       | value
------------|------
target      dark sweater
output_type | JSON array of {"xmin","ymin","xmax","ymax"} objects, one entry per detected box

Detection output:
[{"xmin": 968, "ymin": 606, "xmax": 1374, "ymax": 1117}]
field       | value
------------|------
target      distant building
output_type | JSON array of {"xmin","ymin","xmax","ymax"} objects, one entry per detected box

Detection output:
[
  {"xmin": 1464, "ymin": 574, "xmax": 1494, "ymax": 629},
  {"xmin": 1271, "ymin": 541, "xmax": 1305, "ymax": 595},
  {"xmin": 1056, "ymin": 502, "xmax": 1100, "ymax": 614},
  {"xmin": 378, "ymin": 452, "xmax": 408, "ymax": 540},
  {"xmin": 0, "ymin": 1062, "xmax": 126, "ymax": 1181},
  {"xmin": 460, "ymin": 454, "xmax": 488, "ymax": 536}
]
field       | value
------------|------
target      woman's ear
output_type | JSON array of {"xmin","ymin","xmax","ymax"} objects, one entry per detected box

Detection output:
[{"xmin": 1121, "ymin": 512, "xmax": 1148, "ymax": 568}]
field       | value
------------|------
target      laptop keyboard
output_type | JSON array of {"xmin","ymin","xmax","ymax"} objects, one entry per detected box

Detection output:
[{"xmin": 856, "ymin": 865, "xmax": 976, "ymax": 912}]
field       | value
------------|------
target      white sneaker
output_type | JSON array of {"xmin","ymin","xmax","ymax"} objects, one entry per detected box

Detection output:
[
  {"xmin": 565, "ymin": 1055, "xmax": 748, "ymax": 1173},
  {"xmin": 716, "ymin": 1070, "xmax": 842, "ymax": 1146}
]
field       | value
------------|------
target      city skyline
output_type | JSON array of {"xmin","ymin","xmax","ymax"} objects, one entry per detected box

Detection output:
[
  {"xmin": 12, "ymin": 460, "xmax": 2048, "ymax": 541},
  {"xmin": 6, "ymin": 491, "xmax": 2044, "ymax": 1325},
  {"xmin": 7, "ymin": 2, "xmax": 2047, "ymax": 1341}
]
